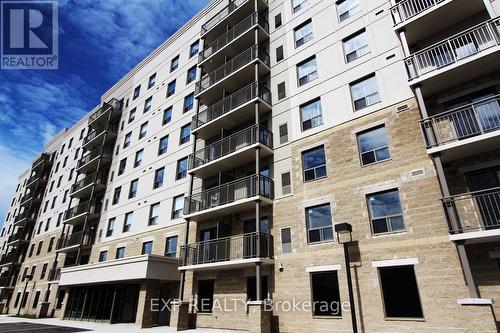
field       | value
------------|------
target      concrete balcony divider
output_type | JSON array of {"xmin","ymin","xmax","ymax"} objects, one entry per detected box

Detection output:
[
  {"xmin": 180, "ymin": 232, "xmax": 273, "ymax": 267},
  {"xmin": 390, "ymin": 0, "xmax": 446, "ymax": 25},
  {"xmin": 421, "ymin": 95, "xmax": 500, "ymax": 148},
  {"xmin": 405, "ymin": 18, "xmax": 500, "ymax": 80}
]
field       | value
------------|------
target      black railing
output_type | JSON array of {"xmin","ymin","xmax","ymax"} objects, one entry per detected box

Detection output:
[
  {"xmin": 195, "ymin": 44, "xmax": 270, "ymax": 95},
  {"xmin": 14, "ymin": 211, "xmax": 33, "ymax": 224},
  {"xmin": 7, "ymin": 231, "xmax": 28, "ymax": 244},
  {"xmin": 0, "ymin": 253, "xmax": 20, "ymax": 265},
  {"xmin": 70, "ymin": 171, "xmax": 107, "ymax": 194},
  {"xmin": 180, "ymin": 232, "xmax": 273, "ymax": 266},
  {"xmin": 32, "ymin": 153, "xmax": 51, "ymax": 169},
  {"xmin": 200, "ymin": 11, "xmax": 269, "ymax": 63},
  {"xmin": 184, "ymin": 174, "xmax": 274, "ymax": 215},
  {"xmin": 63, "ymin": 200, "xmax": 102, "ymax": 221},
  {"xmin": 192, "ymin": 82, "xmax": 271, "ymax": 130},
  {"xmin": 201, "ymin": 0, "xmax": 251, "ymax": 35},
  {"xmin": 83, "ymin": 123, "xmax": 118, "ymax": 146},
  {"xmin": 56, "ymin": 231, "xmax": 96, "ymax": 250},
  {"xmin": 77, "ymin": 147, "xmax": 113, "ymax": 169},
  {"xmin": 20, "ymin": 191, "xmax": 39, "ymax": 205},
  {"xmin": 189, "ymin": 124, "xmax": 273, "ymax": 169},
  {"xmin": 88, "ymin": 98, "xmax": 121, "ymax": 125},
  {"xmin": 0, "ymin": 275, "xmax": 16, "ymax": 287}
]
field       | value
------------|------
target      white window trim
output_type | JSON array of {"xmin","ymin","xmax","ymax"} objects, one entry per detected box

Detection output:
[
  {"xmin": 371, "ymin": 258, "xmax": 419, "ymax": 268},
  {"xmin": 306, "ymin": 264, "xmax": 341, "ymax": 272}
]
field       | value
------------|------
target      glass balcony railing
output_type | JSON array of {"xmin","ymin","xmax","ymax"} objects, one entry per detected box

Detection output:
[
  {"xmin": 189, "ymin": 124, "xmax": 273, "ymax": 170},
  {"xmin": 180, "ymin": 232, "xmax": 273, "ymax": 266}
]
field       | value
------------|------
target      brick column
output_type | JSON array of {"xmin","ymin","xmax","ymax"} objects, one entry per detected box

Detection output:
[
  {"xmin": 136, "ymin": 281, "xmax": 162, "ymax": 328},
  {"xmin": 170, "ymin": 300, "xmax": 190, "ymax": 331},
  {"xmin": 247, "ymin": 301, "xmax": 271, "ymax": 333}
]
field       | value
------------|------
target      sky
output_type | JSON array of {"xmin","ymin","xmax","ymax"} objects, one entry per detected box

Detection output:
[{"xmin": 0, "ymin": 0, "xmax": 210, "ymax": 223}]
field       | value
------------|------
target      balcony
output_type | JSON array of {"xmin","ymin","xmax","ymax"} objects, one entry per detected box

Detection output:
[
  {"xmin": 192, "ymin": 82, "xmax": 272, "ymax": 139},
  {"xmin": 195, "ymin": 44, "xmax": 270, "ymax": 105},
  {"xmin": 31, "ymin": 153, "xmax": 51, "ymax": 171},
  {"xmin": 88, "ymin": 99, "xmax": 122, "ymax": 128},
  {"xmin": 184, "ymin": 174, "xmax": 274, "ymax": 220},
  {"xmin": 48, "ymin": 267, "xmax": 61, "ymax": 283},
  {"xmin": 56, "ymin": 231, "xmax": 96, "ymax": 253},
  {"xmin": 70, "ymin": 171, "xmax": 108, "ymax": 199},
  {"xmin": 391, "ymin": 0, "xmax": 488, "ymax": 44},
  {"xmin": 443, "ymin": 187, "xmax": 500, "ymax": 243},
  {"xmin": 7, "ymin": 231, "xmax": 29, "ymax": 247},
  {"xmin": 0, "ymin": 253, "xmax": 20, "ymax": 267},
  {"xmin": 63, "ymin": 200, "xmax": 102, "ymax": 226},
  {"xmin": 14, "ymin": 211, "xmax": 34, "ymax": 228},
  {"xmin": 421, "ymin": 95, "xmax": 500, "ymax": 161},
  {"xmin": 405, "ymin": 18, "xmax": 500, "ymax": 93},
  {"xmin": 199, "ymin": 11, "xmax": 269, "ymax": 71},
  {"xmin": 20, "ymin": 191, "xmax": 41, "ymax": 207},
  {"xmin": 189, "ymin": 125, "xmax": 273, "ymax": 178},
  {"xmin": 0, "ymin": 276, "xmax": 16, "ymax": 289},
  {"xmin": 82, "ymin": 123, "xmax": 118, "ymax": 151},
  {"xmin": 76, "ymin": 147, "xmax": 113, "ymax": 173},
  {"xmin": 25, "ymin": 172, "xmax": 47, "ymax": 189},
  {"xmin": 179, "ymin": 232, "xmax": 274, "ymax": 271}
]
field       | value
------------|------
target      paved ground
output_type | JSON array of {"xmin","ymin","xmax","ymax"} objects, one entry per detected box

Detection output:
[{"xmin": 0, "ymin": 316, "xmax": 246, "ymax": 333}]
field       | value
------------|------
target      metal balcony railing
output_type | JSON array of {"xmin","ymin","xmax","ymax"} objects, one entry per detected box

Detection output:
[
  {"xmin": 201, "ymin": 0, "xmax": 252, "ymax": 36},
  {"xmin": 390, "ymin": 0, "xmax": 446, "ymax": 25},
  {"xmin": 14, "ymin": 211, "xmax": 33, "ymax": 224},
  {"xmin": 77, "ymin": 147, "xmax": 113, "ymax": 169},
  {"xmin": 7, "ymin": 231, "xmax": 28, "ymax": 244},
  {"xmin": 406, "ymin": 19, "xmax": 500, "ymax": 80},
  {"xmin": 20, "ymin": 191, "xmax": 40, "ymax": 205},
  {"xmin": 48, "ymin": 267, "xmax": 61, "ymax": 281},
  {"xmin": 0, "ymin": 276, "xmax": 16, "ymax": 288},
  {"xmin": 180, "ymin": 232, "xmax": 273, "ymax": 266},
  {"xmin": 199, "ymin": 12, "xmax": 269, "ymax": 63},
  {"xmin": 56, "ymin": 231, "xmax": 96, "ymax": 250},
  {"xmin": 192, "ymin": 82, "xmax": 271, "ymax": 130},
  {"xmin": 70, "ymin": 171, "xmax": 107, "ymax": 194},
  {"xmin": 0, "ymin": 253, "xmax": 19, "ymax": 265},
  {"xmin": 189, "ymin": 125, "xmax": 273, "ymax": 170},
  {"xmin": 63, "ymin": 200, "xmax": 102, "ymax": 221},
  {"xmin": 421, "ymin": 95, "xmax": 500, "ymax": 148},
  {"xmin": 32, "ymin": 153, "xmax": 51, "ymax": 169},
  {"xmin": 83, "ymin": 123, "xmax": 118, "ymax": 146},
  {"xmin": 184, "ymin": 174, "xmax": 274, "ymax": 215},
  {"xmin": 195, "ymin": 44, "xmax": 270, "ymax": 95},
  {"xmin": 88, "ymin": 98, "xmax": 121, "ymax": 125},
  {"xmin": 443, "ymin": 187, "xmax": 500, "ymax": 234}
]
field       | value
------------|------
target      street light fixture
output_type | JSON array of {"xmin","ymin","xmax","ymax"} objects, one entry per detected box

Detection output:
[
  {"xmin": 334, "ymin": 223, "xmax": 358, "ymax": 333},
  {"xmin": 17, "ymin": 274, "xmax": 33, "ymax": 316}
]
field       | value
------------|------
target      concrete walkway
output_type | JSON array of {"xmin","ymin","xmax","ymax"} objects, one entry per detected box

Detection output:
[{"xmin": 0, "ymin": 315, "xmax": 247, "ymax": 333}]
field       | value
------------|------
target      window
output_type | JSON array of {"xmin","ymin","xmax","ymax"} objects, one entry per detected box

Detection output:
[
  {"xmin": 247, "ymin": 276, "xmax": 268, "ymax": 301},
  {"xmin": 190, "ymin": 40, "xmax": 199, "ymax": 58},
  {"xmin": 128, "ymin": 108, "xmax": 136, "ymax": 123},
  {"xmin": 300, "ymin": 98, "xmax": 323, "ymax": 131},
  {"xmin": 143, "ymin": 96, "xmax": 152, "ymax": 113},
  {"xmin": 74, "ymin": 148, "xmax": 80, "ymax": 160},
  {"xmin": 279, "ymin": 123, "xmax": 288, "ymax": 144},
  {"xmin": 275, "ymin": 13, "xmax": 282, "ymax": 28},
  {"xmin": 292, "ymin": 0, "xmax": 310, "ymax": 13},
  {"xmin": 337, "ymin": 0, "xmax": 361, "ymax": 22},
  {"xmin": 60, "ymin": 144, "xmax": 65, "ymax": 154},
  {"xmin": 45, "ymin": 218, "xmax": 51, "ymax": 231},
  {"xmin": 123, "ymin": 212, "xmax": 133, "ymax": 233},
  {"xmin": 47, "ymin": 237, "xmax": 55, "ymax": 252},
  {"xmin": 154, "ymin": 167, "xmax": 165, "ymax": 189},
  {"xmin": 68, "ymin": 168, "xmax": 74, "ymax": 180},
  {"xmin": 379, "ymin": 266, "xmax": 423, "ymax": 318},
  {"xmin": 277, "ymin": 82, "xmax": 286, "ymax": 100},
  {"xmin": 56, "ymin": 290, "xmax": 65, "ymax": 309},
  {"xmin": 41, "ymin": 263, "xmax": 48, "ymax": 279},
  {"xmin": 36, "ymin": 241, "xmax": 43, "ymax": 255},
  {"xmin": 172, "ymin": 195, "xmax": 184, "ymax": 219},
  {"xmin": 142, "ymin": 241, "xmax": 153, "ymax": 255},
  {"xmin": 148, "ymin": 73, "xmax": 156, "ymax": 89},
  {"xmin": 63, "ymin": 156, "xmax": 68, "ymax": 168},
  {"xmin": 57, "ymin": 176, "xmax": 62, "ymax": 187},
  {"xmin": 176, "ymin": 157, "xmax": 188, "ymax": 180},
  {"xmin": 62, "ymin": 190, "xmax": 68, "ymax": 203},
  {"xmin": 149, "ymin": 203, "xmax": 160, "ymax": 226},
  {"xmin": 158, "ymin": 135, "xmax": 169, "ymax": 155},
  {"xmin": 170, "ymin": 55, "xmax": 179, "ymax": 72},
  {"xmin": 294, "ymin": 20, "xmax": 313, "ymax": 47},
  {"xmin": 167, "ymin": 80, "xmax": 176, "ymax": 97},
  {"xmin": 163, "ymin": 107, "xmax": 172, "ymax": 125},
  {"xmin": 112, "ymin": 187, "xmax": 121, "ymax": 205},
  {"xmin": 118, "ymin": 158, "xmax": 127, "ymax": 175},
  {"xmin": 310, "ymin": 272, "xmax": 341, "ymax": 316},
  {"xmin": 28, "ymin": 244, "xmax": 35, "ymax": 257},
  {"xmin": 68, "ymin": 138, "xmax": 73, "ymax": 148},
  {"xmin": 306, "ymin": 204, "xmax": 333, "ymax": 243},
  {"xmin": 281, "ymin": 172, "xmax": 291, "ymax": 195},
  {"xmin": 186, "ymin": 66, "xmax": 197, "ymax": 84},
  {"xmin": 128, "ymin": 179, "xmax": 138, "ymax": 199},
  {"xmin": 99, "ymin": 250, "xmax": 107, "ymax": 262},
  {"xmin": 51, "ymin": 196, "xmax": 57, "ymax": 209},
  {"xmin": 32, "ymin": 290, "xmax": 41, "ymax": 309},
  {"xmin": 179, "ymin": 124, "xmax": 191, "ymax": 145},
  {"xmin": 134, "ymin": 149, "xmax": 144, "ymax": 168},
  {"xmin": 56, "ymin": 213, "xmax": 62, "ymax": 227},
  {"xmin": 297, "ymin": 56, "xmax": 318, "ymax": 86},
  {"xmin": 115, "ymin": 247, "xmax": 125, "ymax": 259},
  {"xmin": 165, "ymin": 236, "xmax": 178, "ymax": 257},
  {"xmin": 357, "ymin": 126, "xmax": 390, "ymax": 166},
  {"xmin": 197, "ymin": 280, "xmax": 214, "ymax": 313},
  {"xmin": 276, "ymin": 45, "xmax": 284, "ymax": 62},
  {"xmin": 343, "ymin": 29, "xmax": 369, "ymax": 63},
  {"xmin": 106, "ymin": 218, "xmax": 115, "ymax": 237},
  {"xmin": 350, "ymin": 74, "xmax": 380, "ymax": 111},
  {"xmin": 302, "ymin": 146, "xmax": 327, "ymax": 181},
  {"xmin": 133, "ymin": 85, "xmax": 141, "ymax": 100},
  {"xmin": 79, "ymin": 128, "xmax": 85, "ymax": 140},
  {"xmin": 123, "ymin": 132, "xmax": 132, "ymax": 148},
  {"xmin": 367, "ymin": 189, "xmax": 405, "ymax": 234},
  {"xmin": 49, "ymin": 181, "xmax": 54, "ymax": 192},
  {"xmin": 280, "ymin": 227, "xmax": 292, "ymax": 253},
  {"xmin": 139, "ymin": 122, "xmax": 148, "ymax": 139},
  {"xmin": 184, "ymin": 93, "xmax": 194, "ymax": 113}
]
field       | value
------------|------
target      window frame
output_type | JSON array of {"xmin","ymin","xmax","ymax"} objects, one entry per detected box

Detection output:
[
  {"xmin": 350, "ymin": 74, "xmax": 380, "ymax": 111},
  {"xmin": 294, "ymin": 19, "xmax": 314, "ymax": 48},
  {"xmin": 366, "ymin": 189, "xmax": 405, "ymax": 235},
  {"xmin": 342, "ymin": 28, "xmax": 369, "ymax": 63},
  {"xmin": 301, "ymin": 145, "xmax": 327, "ymax": 182},
  {"xmin": 300, "ymin": 98, "xmax": 323, "ymax": 131},
  {"xmin": 305, "ymin": 203, "xmax": 334, "ymax": 244},
  {"xmin": 356, "ymin": 125, "xmax": 391, "ymax": 166},
  {"xmin": 297, "ymin": 56, "xmax": 318, "ymax": 87}
]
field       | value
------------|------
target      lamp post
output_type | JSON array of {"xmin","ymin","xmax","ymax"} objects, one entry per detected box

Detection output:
[
  {"xmin": 17, "ymin": 274, "xmax": 33, "ymax": 316},
  {"xmin": 334, "ymin": 223, "xmax": 358, "ymax": 333}
]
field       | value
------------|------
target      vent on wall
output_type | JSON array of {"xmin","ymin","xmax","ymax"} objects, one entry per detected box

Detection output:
[
  {"xmin": 397, "ymin": 104, "xmax": 409, "ymax": 113},
  {"xmin": 410, "ymin": 169, "xmax": 425, "ymax": 177}
]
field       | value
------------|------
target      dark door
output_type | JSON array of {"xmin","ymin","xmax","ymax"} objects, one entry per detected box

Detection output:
[
  {"xmin": 243, "ymin": 218, "xmax": 269, "ymax": 258},
  {"xmin": 466, "ymin": 167, "xmax": 500, "ymax": 229},
  {"xmin": 199, "ymin": 227, "xmax": 217, "ymax": 264}
]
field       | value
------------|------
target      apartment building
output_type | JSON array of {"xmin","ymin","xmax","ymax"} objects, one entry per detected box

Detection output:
[{"xmin": 0, "ymin": 0, "xmax": 499, "ymax": 332}]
